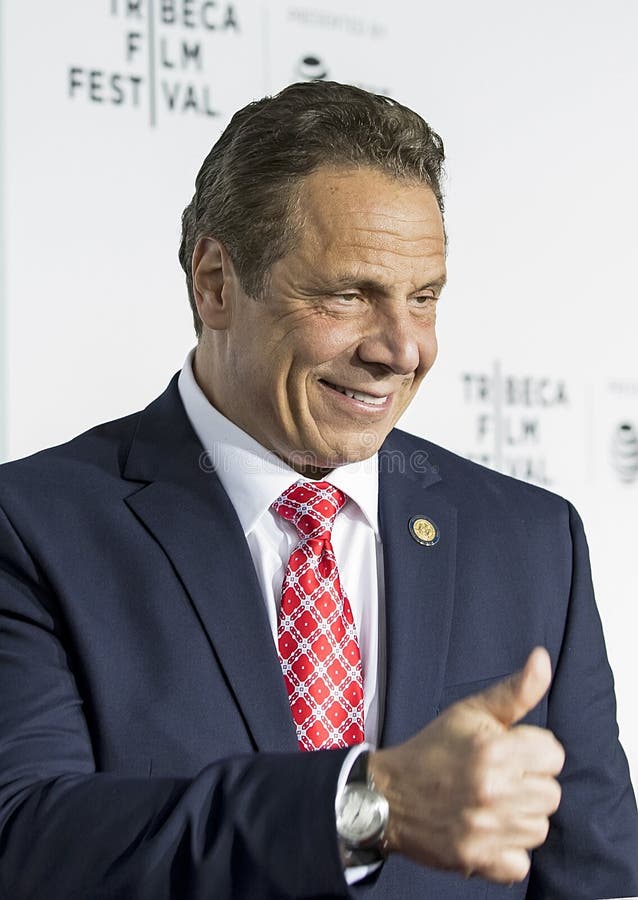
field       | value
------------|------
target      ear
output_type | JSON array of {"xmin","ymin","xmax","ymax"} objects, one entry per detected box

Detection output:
[{"xmin": 192, "ymin": 237, "xmax": 238, "ymax": 330}]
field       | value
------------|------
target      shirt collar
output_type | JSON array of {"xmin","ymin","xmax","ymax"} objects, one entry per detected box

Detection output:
[{"xmin": 178, "ymin": 348, "xmax": 379, "ymax": 536}]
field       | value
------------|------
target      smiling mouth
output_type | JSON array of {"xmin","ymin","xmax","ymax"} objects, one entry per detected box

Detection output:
[{"xmin": 320, "ymin": 380, "xmax": 389, "ymax": 407}]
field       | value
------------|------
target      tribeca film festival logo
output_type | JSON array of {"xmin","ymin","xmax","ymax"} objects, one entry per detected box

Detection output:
[
  {"xmin": 68, "ymin": 1, "xmax": 240, "ymax": 126},
  {"xmin": 462, "ymin": 362, "xmax": 568, "ymax": 485}
]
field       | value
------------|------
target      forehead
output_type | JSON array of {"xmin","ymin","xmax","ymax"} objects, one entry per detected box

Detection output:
[{"xmin": 291, "ymin": 166, "xmax": 446, "ymax": 278}]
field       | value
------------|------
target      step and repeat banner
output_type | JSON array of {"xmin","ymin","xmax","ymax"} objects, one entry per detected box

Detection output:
[{"xmin": 1, "ymin": 0, "xmax": 637, "ymax": 778}]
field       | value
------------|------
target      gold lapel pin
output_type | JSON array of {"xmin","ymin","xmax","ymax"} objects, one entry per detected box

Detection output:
[{"xmin": 408, "ymin": 516, "xmax": 439, "ymax": 546}]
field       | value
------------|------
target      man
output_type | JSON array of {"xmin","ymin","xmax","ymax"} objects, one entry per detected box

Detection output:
[{"xmin": 0, "ymin": 81, "xmax": 636, "ymax": 899}]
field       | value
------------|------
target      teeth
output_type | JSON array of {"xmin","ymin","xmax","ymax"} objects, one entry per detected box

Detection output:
[
  {"xmin": 331, "ymin": 383, "xmax": 387, "ymax": 406},
  {"xmin": 353, "ymin": 390, "xmax": 386, "ymax": 406}
]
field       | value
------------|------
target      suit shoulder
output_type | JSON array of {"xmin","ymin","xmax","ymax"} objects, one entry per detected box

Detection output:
[{"xmin": 0, "ymin": 409, "xmax": 142, "ymax": 498}]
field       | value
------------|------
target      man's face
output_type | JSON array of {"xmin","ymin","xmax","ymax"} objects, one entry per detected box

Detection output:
[{"xmin": 203, "ymin": 166, "xmax": 446, "ymax": 473}]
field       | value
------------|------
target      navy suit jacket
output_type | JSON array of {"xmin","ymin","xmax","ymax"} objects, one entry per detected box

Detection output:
[{"xmin": 0, "ymin": 375, "xmax": 636, "ymax": 899}]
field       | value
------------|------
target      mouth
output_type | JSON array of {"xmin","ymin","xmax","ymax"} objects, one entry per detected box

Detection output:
[{"xmin": 319, "ymin": 379, "xmax": 391, "ymax": 408}]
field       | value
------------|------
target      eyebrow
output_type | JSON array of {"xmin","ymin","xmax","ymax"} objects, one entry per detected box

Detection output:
[{"xmin": 312, "ymin": 273, "xmax": 448, "ymax": 296}]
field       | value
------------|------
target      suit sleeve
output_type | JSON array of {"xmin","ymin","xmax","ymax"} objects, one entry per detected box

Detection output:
[
  {"xmin": 0, "ymin": 504, "xmax": 351, "ymax": 900},
  {"xmin": 527, "ymin": 502, "xmax": 638, "ymax": 899}
]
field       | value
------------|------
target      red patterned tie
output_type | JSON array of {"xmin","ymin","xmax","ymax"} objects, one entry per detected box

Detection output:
[{"xmin": 272, "ymin": 481, "xmax": 365, "ymax": 751}]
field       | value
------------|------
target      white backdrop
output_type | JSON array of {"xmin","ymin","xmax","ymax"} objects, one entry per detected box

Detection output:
[{"xmin": 1, "ymin": 0, "xmax": 637, "ymax": 781}]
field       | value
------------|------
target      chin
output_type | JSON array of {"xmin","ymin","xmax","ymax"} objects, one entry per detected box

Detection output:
[
  {"xmin": 285, "ymin": 441, "xmax": 372, "ymax": 475},
  {"xmin": 322, "ymin": 439, "xmax": 382, "ymax": 469}
]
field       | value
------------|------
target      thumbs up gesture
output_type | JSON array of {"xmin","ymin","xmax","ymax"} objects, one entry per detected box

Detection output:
[{"xmin": 369, "ymin": 648, "xmax": 565, "ymax": 884}]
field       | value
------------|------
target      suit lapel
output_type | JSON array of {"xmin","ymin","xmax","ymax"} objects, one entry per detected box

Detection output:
[
  {"xmin": 122, "ymin": 377, "xmax": 297, "ymax": 753},
  {"xmin": 378, "ymin": 431, "xmax": 458, "ymax": 746}
]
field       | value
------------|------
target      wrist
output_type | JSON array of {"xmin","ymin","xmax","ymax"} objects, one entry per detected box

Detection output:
[{"xmin": 367, "ymin": 749, "xmax": 400, "ymax": 855}]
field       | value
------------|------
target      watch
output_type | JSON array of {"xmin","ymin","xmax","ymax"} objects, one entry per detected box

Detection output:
[{"xmin": 335, "ymin": 751, "xmax": 390, "ymax": 866}]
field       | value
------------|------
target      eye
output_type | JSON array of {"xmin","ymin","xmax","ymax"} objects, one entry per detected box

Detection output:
[
  {"xmin": 329, "ymin": 293, "xmax": 366, "ymax": 307},
  {"xmin": 411, "ymin": 294, "xmax": 437, "ymax": 307}
]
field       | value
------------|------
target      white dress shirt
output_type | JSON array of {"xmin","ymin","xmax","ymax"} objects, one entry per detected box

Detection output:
[{"xmin": 178, "ymin": 349, "xmax": 384, "ymax": 744}]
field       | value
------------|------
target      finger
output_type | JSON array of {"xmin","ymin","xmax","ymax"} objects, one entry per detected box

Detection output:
[
  {"xmin": 460, "ymin": 799, "xmax": 555, "ymax": 846},
  {"xmin": 472, "ymin": 647, "xmax": 552, "ymax": 727},
  {"xmin": 486, "ymin": 812, "xmax": 552, "ymax": 851},
  {"xmin": 479, "ymin": 776, "xmax": 561, "ymax": 823},
  {"xmin": 475, "ymin": 847, "xmax": 531, "ymax": 884},
  {"xmin": 518, "ymin": 774, "xmax": 562, "ymax": 817},
  {"xmin": 498, "ymin": 725, "xmax": 565, "ymax": 775},
  {"xmin": 470, "ymin": 760, "xmax": 562, "ymax": 816},
  {"xmin": 469, "ymin": 809, "xmax": 552, "ymax": 851}
]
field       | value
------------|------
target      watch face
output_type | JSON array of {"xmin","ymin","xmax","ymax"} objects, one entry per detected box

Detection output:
[{"xmin": 336, "ymin": 783, "xmax": 388, "ymax": 846}]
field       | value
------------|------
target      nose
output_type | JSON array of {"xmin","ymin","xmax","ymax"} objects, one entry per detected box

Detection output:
[{"xmin": 357, "ymin": 305, "xmax": 427, "ymax": 375}]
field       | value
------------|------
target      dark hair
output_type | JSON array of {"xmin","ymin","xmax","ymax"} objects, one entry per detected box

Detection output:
[{"xmin": 179, "ymin": 80, "xmax": 445, "ymax": 336}]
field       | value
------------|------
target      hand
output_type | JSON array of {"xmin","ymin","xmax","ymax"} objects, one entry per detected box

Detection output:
[{"xmin": 368, "ymin": 647, "xmax": 564, "ymax": 884}]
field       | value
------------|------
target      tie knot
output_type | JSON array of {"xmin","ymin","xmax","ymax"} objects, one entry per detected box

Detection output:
[{"xmin": 271, "ymin": 480, "xmax": 347, "ymax": 541}]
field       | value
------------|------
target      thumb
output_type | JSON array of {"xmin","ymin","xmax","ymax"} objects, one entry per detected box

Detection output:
[{"xmin": 473, "ymin": 647, "xmax": 552, "ymax": 727}]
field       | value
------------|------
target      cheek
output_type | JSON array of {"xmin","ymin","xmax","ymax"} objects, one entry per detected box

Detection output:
[{"xmin": 290, "ymin": 321, "xmax": 355, "ymax": 369}]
